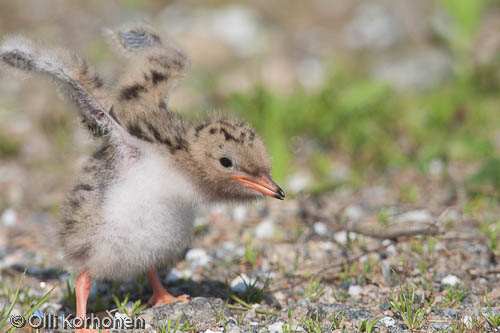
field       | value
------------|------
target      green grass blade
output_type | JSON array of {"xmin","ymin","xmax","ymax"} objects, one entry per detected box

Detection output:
[{"xmin": 0, "ymin": 274, "xmax": 24, "ymax": 330}]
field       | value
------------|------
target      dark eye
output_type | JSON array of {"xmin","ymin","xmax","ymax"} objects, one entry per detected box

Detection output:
[{"xmin": 219, "ymin": 157, "xmax": 233, "ymax": 168}]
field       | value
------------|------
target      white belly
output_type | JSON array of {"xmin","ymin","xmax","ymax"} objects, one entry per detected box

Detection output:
[{"xmin": 89, "ymin": 149, "xmax": 200, "ymax": 279}]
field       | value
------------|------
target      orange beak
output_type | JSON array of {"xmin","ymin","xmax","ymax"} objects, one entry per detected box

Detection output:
[{"xmin": 232, "ymin": 174, "xmax": 285, "ymax": 200}]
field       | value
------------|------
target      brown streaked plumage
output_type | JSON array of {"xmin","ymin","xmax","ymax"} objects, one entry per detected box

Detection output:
[{"xmin": 0, "ymin": 22, "xmax": 284, "ymax": 332}]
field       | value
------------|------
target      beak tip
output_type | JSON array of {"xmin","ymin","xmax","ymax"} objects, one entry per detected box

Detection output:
[
  {"xmin": 235, "ymin": 174, "xmax": 285, "ymax": 200},
  {"xmin": 276, "ymin": 187, "xmax": 285, "ymax": 200}
]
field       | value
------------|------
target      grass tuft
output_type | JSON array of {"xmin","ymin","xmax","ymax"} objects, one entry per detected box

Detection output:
[{"xmin": 389, "ymin": 282, "xmax": 427, "ymax": 331}]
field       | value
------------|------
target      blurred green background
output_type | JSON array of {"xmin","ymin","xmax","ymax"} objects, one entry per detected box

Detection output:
[{"xmin": 0, "ymin": 0, "xmax": 500, "ymax": 211}]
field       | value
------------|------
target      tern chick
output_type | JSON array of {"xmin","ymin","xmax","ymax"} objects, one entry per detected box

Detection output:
[{"xmin": 0, "ymin": 23, "xmax": 284, "ymax": 331}]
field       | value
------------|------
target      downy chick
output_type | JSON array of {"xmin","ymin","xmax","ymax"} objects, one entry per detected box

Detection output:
[{"xmin": 0, "ymin": 23, "xmax": 284, "ymax": 331}]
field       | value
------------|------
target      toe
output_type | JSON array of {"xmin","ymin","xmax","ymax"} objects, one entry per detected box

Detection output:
[
  {"xmin": 150, "ymin": 293, "xmax": 190, "ymax": 306},
  {"xmin": 177, "ymin": 294, "xmax": 190, "ymax": 304}
]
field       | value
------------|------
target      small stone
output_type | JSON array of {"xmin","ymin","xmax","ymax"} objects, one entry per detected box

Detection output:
[
  {"xmin": 396, "ymin": 210, "xmax": 433, "ymax": 223},
  {"xmin": 343, "ymin": 3, "xmax": 401, "ymax": 50},
  {"xmin": 165, "ymin": 268, "xmax": 191, "ymax": 283},
  {"xmin": 231, "ymin": 274, "xmax": 256, "ymax": 293},
  {"xmin": 462, "ymin": 315, "xmax": 474, "ymax": 329},
  {"xmin": 441, "ymin": 308, "xmax": 460, "ymax": 319},
  {"xmin": 286, "ymin": 172, "xmax": 311, "ymax": 193},
  {"xmin": 268, "ymin": 322, "xmax": 285, "ymax": 333},
  {"xmin": 481, "ymin": 306, "xmax": 500, "ymax": 317},
  {"xmin": 297, "ymin": 298, "xmax": 310, "ymax": 307},
  {"xmin": 338, "ymin": 281, "xmax": 353, "ymax": 291},
  {"xmin": 348, "ymin": 285, "xmax": 362, "ymax": 297},
  {"xmin": 226, "ymin": 324, "xmax": 245, "ymax": 333},
  {"xmin": 185, "ymin": 248, "xmax": 212, "ymax": 267},
  {"xmin": 317, "ymin": 241, "xmax": 333, "ymax": 251},
  {"xmin": 379, "ymin": 316, "xmax": 395, "ymax": 327},
  {"xmin": 245, "ymin": 309, "xmax": 257, "ymax": 319},
  {"xmin": 232, "ymin": 205, "xmax": 248, "ymax": 222},
  {"xmin": 313, "ymin": 222, "xmax": 329, "ymax": 236},
  {"xmin": 193, "ymin": 215, "xmax": 208, "ymax": 228},
  {"xmin": 254, "ymin": 218, "xmax": 275, "ymax": 239},
  {"xmin": 333, "ymin": 231, "xmax": 357, "ymax": 244},
  {"xmin": 114, "ymin": 312, "xmax": 131, "ymax": 321},
  {"xmin": 441, "ymin": 275, "xmax": 460, "ymax": 286},
  {"xmin": 1, "ymin": 208, "xmax": 17, "ymax": 226},
  {"xmin": 210, "ymin": 5, "xmax": 261, "ymax": 56},
  {"xmin": 430, "ymin": 322, "xmax": 451, "ymax": 331},
  {"xmin": 123, "ymin": 301, "xmax": 135, "ymax": 315},
  {"xmin": 214, "ymin": 241, "xmax": 245, "ymax": 262},
  {"xmin": 165, "ymin": 268, "xmax": 181, "ymax": 283},
  {"xmin": 374, "ymin": 49, "xmax": 452, "ymax": 91},
  {"xmin": 428, "ymin": 159, "xmax": 444, "ymax": 176},
  {"xmin": 386, "ymin": 245, "xmax": 397, "ymax": 256},
  {"xmin": 345, "ymin": 205, "xmax": 364, "ymax": 221}
]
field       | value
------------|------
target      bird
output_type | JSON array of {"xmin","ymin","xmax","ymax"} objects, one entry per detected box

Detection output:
[{"xmin": 0, "ymin": 23, "xmax": 284, "ymax": 331}]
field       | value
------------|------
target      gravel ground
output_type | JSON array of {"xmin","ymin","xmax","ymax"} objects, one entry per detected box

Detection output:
[
  {"xmin": 1, "ymin": 1, "xmax": 500, "ymax": 332},
  {"xmin": 2, "ymin": 169, "xmax": 500, "ymax": 332}
]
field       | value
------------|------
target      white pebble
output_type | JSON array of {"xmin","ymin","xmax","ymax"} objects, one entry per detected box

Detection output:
[
  {"xmin": 261, "ymin": 259, "xmax": 271, "ymax": 272},
  {"xmin": 1, "ymin": 208, "xmax": 17, "ymax": 226},
  {"xmin": 114, "ymin": 312, "xmax": 131, "ymax": 321},
  {"xmin": 441, "ymin": 274, "xmax": 460, "ymax": 286},
  {"xmin": 232, "ymin": 205, "xmax": 248, "ymax": 222},
  {"xmin": 313, "ymin": 222, "xmax": 329, "ymax": 236},
  {"xmin": 318, "ymin": 241, "xmax": 334, "ymax": 251},
  {"xmin": 348, "ymin": 285, "xmax": 362, "ymax": 297},
  {"xmin": 345, "ymin": 205, "xmax": 364, "ymax": 221},
  {"xmin": 268, "ymin": 322, "xmax": 303, "ymax": 333},
  {"xmin": 462, "ymin": 315, "xmax": 473, "ymax": 329},
  {"xmin": 267, "ymin": 322, "xmax": 284, "ymax": 333},
  {"xmin": 185, "ymin": 248, "xmax": 211, "ymax": 267},
  {"xmin": 254, "ymin": 218, "xmax": 275, "ymax": 239},
  {"xmin": 165, "ymin": 268, "xmax": 191, "ymax": 283},
  {"xmin": 396, "ymin": 210, "xmax": 432, "ymax": 223},
  {"xmin": 210, "ymin": 5, "xmax": 260, "ymax": 56},
  {"xmin": 379, "ymin": 316, "xmax": 395, "ymax": 327},
  {"xmin": 428, "ymin": 159, "xmax": 444, "ymax": 176},
  {"xmin": 231, "ymin": 274, "xmax": 255, "ymax": 293},
  {"xmin": 193, "ymin": 216, "xmax": 208, "ymax": 227},
  {"xmin": 286, "ymin": 172, "xmax": 311, "ymax": 193},
  {"xmin": 333, "ymin": 231, "xmax": 357, "ymax": 244}
]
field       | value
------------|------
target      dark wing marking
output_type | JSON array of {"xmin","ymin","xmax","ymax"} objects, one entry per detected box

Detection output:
[{"xmin": 0, "ymin": 37, "xmax": 141, "ymax": 158}]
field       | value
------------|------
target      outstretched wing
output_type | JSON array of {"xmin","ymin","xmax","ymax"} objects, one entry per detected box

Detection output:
[
  {"xmin": 0, "ymin": 37, "xmax": 140, "ymax": 158},
  {"xmin": 106, "ymin": 23, "xmax": 190, "ymax": 113}
]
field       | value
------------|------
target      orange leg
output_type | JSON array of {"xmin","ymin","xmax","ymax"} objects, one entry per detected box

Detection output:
[
  {"xmin": 75, "ymin": 270, "xmax": 108, "ymax": 333},
  {"xmin": 75, "ymin": 270, "xmax": 91, "ymax": 332},
  {"xmin": 146, "ymin": 267, "xmax": 189, "ymax": 305}
]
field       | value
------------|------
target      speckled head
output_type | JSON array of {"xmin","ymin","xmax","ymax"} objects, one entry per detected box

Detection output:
[{"xmin": 186, "ymin": 118, "xmax": 285, "ymax": 202}]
